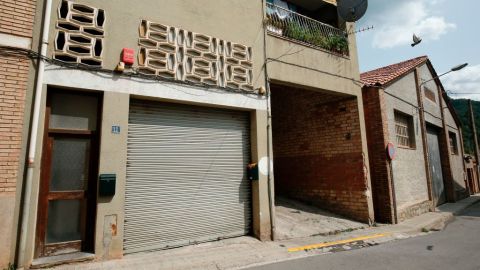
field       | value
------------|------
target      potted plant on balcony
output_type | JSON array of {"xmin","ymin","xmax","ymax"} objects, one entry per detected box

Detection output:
[
  {"xmin": 284, "ymin": 21, "xmax": 308, "ymax": 41},
  {"xmin": 325, "ymin": 35, "xmax": 349, "ymax": 55},
  {"xmin": 305, "ymin": 31, "xmax": 328, "ymax": 48}
]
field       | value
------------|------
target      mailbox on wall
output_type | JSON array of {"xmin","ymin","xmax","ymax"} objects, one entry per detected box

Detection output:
[{"xmin": 99, "ymin": 174, "xmax": 116, "ymax": 197}]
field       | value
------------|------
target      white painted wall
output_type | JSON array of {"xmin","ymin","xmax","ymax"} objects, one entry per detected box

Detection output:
[{"xmin": 43, "ymin": 65, "xmax": 267, "ymax": 111}]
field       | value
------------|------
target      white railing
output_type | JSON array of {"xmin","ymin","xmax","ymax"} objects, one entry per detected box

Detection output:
[{"xmin": 266, "ymin": 2, "xmax": 349, "ymax": 56}]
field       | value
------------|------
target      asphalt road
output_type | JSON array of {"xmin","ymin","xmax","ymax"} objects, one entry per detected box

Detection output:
[{"xmin": 249, "ymin": 202, "xmax": 480, "ymax": 270}]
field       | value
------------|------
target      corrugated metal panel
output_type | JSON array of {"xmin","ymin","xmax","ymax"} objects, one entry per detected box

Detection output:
[
  {"xmin": 427, "ymin": 127, "xmax": 446, "ymax": 206},
  {"xmin": 124, "ymin": 100, "xmax": 252, "ymax": 254}
]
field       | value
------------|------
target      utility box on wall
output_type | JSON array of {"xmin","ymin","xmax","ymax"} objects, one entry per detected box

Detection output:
[
  {"xmin": 99, "ymin": 174, "xmax": 116, "ymax": 197},
  {"xmin": 122, "ymin": 48, "xmax": 135, "ymax": 65},
  {"xmin": 247, "ymin": 163, "xmax": 259, "ymax": 181}
]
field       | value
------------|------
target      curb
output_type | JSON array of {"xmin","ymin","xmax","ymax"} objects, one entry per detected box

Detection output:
[
  {"xmin": 237, "ymin": 196, "xmax": 480, "ymax": 270},
  {"xmin": 416, "ymin": 196, "xmax": 480, "ymax": 233}
]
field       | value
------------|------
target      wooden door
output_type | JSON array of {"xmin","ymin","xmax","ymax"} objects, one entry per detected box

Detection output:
[{"xmin": 35, "ymin": 90, "xmax": 101, "ymax": 257}]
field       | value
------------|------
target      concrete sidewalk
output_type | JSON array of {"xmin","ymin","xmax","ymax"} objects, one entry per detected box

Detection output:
[
  {"xmin": 54, "ymin": 195, "xmax": 480, "ymax": 270},
  {"xmin": 275, "ymin": 197, "xmax": 367, "ymax": 240}
]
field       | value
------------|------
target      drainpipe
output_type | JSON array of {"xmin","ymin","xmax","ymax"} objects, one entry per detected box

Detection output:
[
  {"xmin": 17, "ymin": 0, "xmax": 53, "ymax": 267},
  {"xmin": 261, "ymin": 0, "xmax": 276, "ymax": 241}
]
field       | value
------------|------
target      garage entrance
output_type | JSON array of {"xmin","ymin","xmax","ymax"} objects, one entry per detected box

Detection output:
[
  {"xmin": 124, "ymin": 100, "xmax": 252, "ymax": 253},
  {"xmin": 427, "ymin": 126, "xmax": 446, "ymax": 206},
  {"xmin": 270, "ymin": 84, "xmax": 371, "ymax": 230}
]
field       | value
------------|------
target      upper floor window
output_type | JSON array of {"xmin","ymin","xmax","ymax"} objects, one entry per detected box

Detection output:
[
  {"xmin": 424, "ymin": 87, "xmax": 436, "ymax": 103},
  {"xmin": 449, "ymin": 131, "xmax": 459, "ymax": 155},
  {"xmin": 394, "ymin": 111, "xmax": 415, "ymax": 148}
]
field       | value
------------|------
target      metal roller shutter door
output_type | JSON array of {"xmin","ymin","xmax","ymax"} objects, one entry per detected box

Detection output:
[{"xmin": 124, "ymin": 100, "xmax": 252, "ymax": 254}]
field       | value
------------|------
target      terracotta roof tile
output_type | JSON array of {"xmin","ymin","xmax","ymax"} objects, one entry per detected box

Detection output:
[{"xmin": 361, "ymin": 56, "xmax": 428, "ymax": 87}]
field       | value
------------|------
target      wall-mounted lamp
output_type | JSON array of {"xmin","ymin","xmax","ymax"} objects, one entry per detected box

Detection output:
[{"xmin": 258, "ymin": 86, "xmax": 266, "ymax": 95}]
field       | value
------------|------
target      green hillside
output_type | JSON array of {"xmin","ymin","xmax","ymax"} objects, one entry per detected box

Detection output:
[{"xmin": 451, "ymin": 99, "xmax": 480, "ymax": 155}]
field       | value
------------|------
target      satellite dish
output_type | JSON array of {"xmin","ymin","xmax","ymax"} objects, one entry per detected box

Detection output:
[{"xmin": 337, "ymin": 0, "xmax": 368, "ymax": 22}]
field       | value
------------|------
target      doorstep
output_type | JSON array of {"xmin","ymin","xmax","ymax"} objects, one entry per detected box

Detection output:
[{"xmin": 30, "ymin": 252, "xmax": 95, "ymax": 269}]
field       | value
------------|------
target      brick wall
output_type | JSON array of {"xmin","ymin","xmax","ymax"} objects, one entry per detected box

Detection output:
[
  {"xmin": 0, "ymin": 0, "xmax": 37, "ymax": 38},
  {"xmin": 362, "ymin": 87, "xmax": 395, "ymax": 223},
  {"xmin": 271, "ymin": 85, "xmax": 370, "ymax": 223},
  {"xmin": 0, "ymin": 56, "xmax": 29, "ymax": 193},
  {"xmin": 0, "ymin": 0, "xmax": 36, "ymax": 194}
]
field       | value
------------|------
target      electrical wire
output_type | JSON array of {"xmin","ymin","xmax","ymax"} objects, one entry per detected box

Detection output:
[{"xmin": 0, "ymin": 45, "xmax": 259, "ymax": 97}]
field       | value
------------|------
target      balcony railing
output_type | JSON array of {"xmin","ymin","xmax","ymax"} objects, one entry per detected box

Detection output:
[{"xmin": 266, "ymin": 2, "xmax": 349, "ymax": 56}]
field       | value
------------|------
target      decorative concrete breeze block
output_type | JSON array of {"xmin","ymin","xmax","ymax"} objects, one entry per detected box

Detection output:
[
  {"xmin": 54, "ymin": 0, "xmax": 105, "ymax": 67},
  {"xmin": 138, "ymin": 20, "xmax": 254, "ymax": 91}
]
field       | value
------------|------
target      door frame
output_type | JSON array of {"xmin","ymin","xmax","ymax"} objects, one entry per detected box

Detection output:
[{"xmin": 34, "ymin": 88, "xmax": 102, "ymax": 258}]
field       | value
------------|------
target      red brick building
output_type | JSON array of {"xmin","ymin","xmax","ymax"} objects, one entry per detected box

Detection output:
[
  {"xmin": 362, "ymin": 56, "xmax": 468, "ymax": 224},
  {"xmin": 0, "ymin": 0, "xmax": 37, "ymax": 267}
]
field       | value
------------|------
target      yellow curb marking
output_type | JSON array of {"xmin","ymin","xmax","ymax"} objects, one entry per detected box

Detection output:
[{"xmin": 287, "ymin": 233, "xmax": 392, "ymax": 252}]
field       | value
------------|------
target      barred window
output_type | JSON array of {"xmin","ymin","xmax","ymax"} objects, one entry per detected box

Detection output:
[
  {"xmin": 395, "ymin": 111, "xmax": 415, "ymax": 148},
  {"xmin": 449, "ymin": 132, "xmax": 459, "ymax": 155}
]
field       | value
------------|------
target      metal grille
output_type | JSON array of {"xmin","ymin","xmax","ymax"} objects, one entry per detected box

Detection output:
[
  {"xmin": 124, "ymin": 100, "xmax": 252, "ymax": 254},
  {"xmin": 395, "ymin": 112, "xmax": 413, "ymax": 148},
  {"xmin": 265, "ymin": 2, "xmax": 349, "ymax": 55}
]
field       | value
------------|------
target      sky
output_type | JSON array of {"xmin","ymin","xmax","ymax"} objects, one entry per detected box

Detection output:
[{"xmin": 356, "ymin": 0, "xmax": 480, "ymax": 100}]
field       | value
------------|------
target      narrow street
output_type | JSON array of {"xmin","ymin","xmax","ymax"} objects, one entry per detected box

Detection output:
[{"xmin": 248, "ymin": 202, "xmax": 480, "ymax": 270}]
